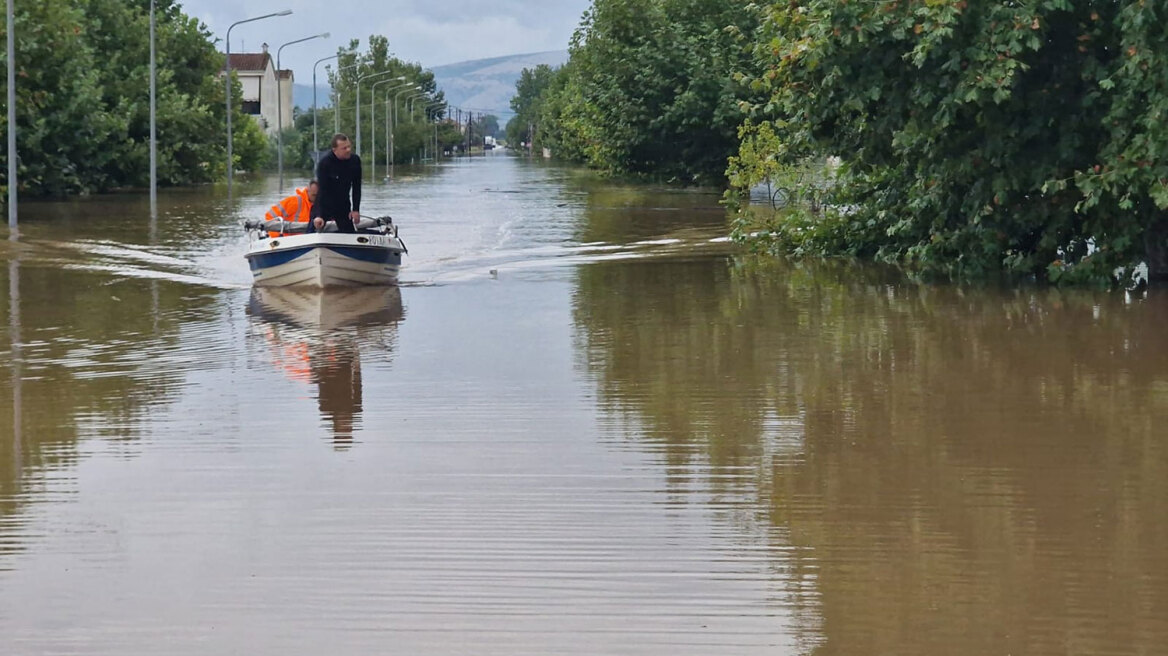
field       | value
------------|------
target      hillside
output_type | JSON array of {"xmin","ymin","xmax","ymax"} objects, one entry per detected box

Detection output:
[
  {"xmin": 293, "ymin": 84, "xmax": 331, "ymax": 112},
  {"xmin": 430, "ymin": 50, "xmax": 568, "ymax": 119},
  {"xmin": 292, "ymin": 50, "xmax": 568, "ymax": 119}
]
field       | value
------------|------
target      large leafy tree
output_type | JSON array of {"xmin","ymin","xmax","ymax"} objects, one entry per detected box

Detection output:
[
  {"xmin": 0, "ymin": 0, "xmax": 113, "ymax": 194},
  {"xmin": 1, "ymin": 0, "xmax": 262, "ymax": 196},
  {"xmin": 530, "ymin": 0, "xmax": 758, "ymax": 184},
  {"xmin": 506, "ymin": 64, "xmax": 558, "ymax": 148},
  {"xmin": 729, "ymin": 0, "xmax": 1168, "ymax": 284}
]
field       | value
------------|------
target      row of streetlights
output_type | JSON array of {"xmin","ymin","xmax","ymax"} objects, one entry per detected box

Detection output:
[
  {"xmin": 5, "ymin": 5, "xmax": 318, "ymax": 228},
  {"xmin": 234, "ymin": 20, "xmax": 441, "ymax": 191},
  {"xmin": 4, "ymin": 4, "xmax": 443, "ymax": 227}
]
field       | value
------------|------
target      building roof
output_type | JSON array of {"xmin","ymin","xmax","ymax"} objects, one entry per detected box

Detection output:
[
  {"xmin": 277, "ymin": 70, "xmax": 292, "ymax": 81},
  {"xmin": 226, "ymin": 53, "xmax": 271, "ymax": 72}
]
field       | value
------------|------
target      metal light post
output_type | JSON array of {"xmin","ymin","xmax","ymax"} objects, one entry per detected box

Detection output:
[
  {"xmin": 404, "ymin": 92, "xmax": 427, "ymax": 122},
  {"xmin": 225, "ymin": 9, "xmax": 292, "ymax": 196},
  {"xmin": 312, "ymin": 53, "xmax": 339, "ymax": 157},
  {"xmin": 149, "ymin": 0, "xmax": 157, "ymax": 219},
  {"xmin": 330, "ymin": 61, "xmax": 362, "ymax": 135},
  {"xmin": 355, "ymin": 71, "xmax": 402, "ymax": 156},
  {"xmin": 276, "ymin": 32, "xmax": 328, "ymax": 192},
  {"xmin": 390, "ymin": 85, "xmax": 421, "ymax": 180},
  {"xmin": 371, "ymin": 79, "xmax": 412, "ymax": 181},
  {"xmin": 403, "ymin": 91, "xmax": 429, "ymax": 165},
  {"xmin": 424, "ymin": 101, "xmax": 445, "ymax": 165},
  {"xmin": 7, "ymin": 0, "xmax": 17, "ymax": 231}
]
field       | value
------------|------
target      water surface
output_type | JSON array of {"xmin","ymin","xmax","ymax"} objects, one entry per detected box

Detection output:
[{"xmin": 1, "ymin": 154, "xmax": 1165, "ymax": 655}]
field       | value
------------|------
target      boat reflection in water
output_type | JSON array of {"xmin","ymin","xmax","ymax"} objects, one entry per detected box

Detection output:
[{"xmin": 247, "ymin": 286, "xmax": 404, "ymax": 449}]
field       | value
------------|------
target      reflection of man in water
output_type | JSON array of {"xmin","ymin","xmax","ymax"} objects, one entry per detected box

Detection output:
[{"xmin": 312, "ymin": 341, "xmax": 362, "ymax": 450}]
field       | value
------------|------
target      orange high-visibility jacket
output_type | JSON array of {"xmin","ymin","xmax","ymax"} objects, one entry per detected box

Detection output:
[{"xmin": 264, "ymin": 187, "xmax": 313, "ymax": 235}]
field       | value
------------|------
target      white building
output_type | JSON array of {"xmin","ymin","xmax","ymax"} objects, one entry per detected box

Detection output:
[{"xmin": 224, "ymin": 44, "xmax": 294, "ymax": 134}]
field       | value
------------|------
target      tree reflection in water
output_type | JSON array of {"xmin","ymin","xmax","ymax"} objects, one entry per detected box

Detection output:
[
  {"xmin": 247, "ymin": 286, "xmax": 404, "ymax": 449},
  {"xmin": 572, "ymin": 256, "xmax": 1168, "ymax": 655}
]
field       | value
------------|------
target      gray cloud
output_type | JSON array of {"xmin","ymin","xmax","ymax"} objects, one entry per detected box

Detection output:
[{"xmin": 183, "ymin": 0, "xmax": 587, "ymax": 80}]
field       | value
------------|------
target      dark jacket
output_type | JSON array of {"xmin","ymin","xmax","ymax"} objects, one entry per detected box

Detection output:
[{"xmin": 313, "ymin": 151, "xmax": 362, "ymax": 231}]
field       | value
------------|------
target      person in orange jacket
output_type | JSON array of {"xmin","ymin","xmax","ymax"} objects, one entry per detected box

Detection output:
[{"xmin": 263, "ymin": 180, "xmax": 318, "ymax": 236}]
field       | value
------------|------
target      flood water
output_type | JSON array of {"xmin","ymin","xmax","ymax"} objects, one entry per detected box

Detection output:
[{"xmin": 1, "ymin": 153, "xmax": 1166, "ymax": 655}]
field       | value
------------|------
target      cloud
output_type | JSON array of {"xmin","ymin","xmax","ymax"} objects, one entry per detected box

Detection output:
[{"xmin": 184, "ymin": 0, "xmax": 588, "ymax": 76}]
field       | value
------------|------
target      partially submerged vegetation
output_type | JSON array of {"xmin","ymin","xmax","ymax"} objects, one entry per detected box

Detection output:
[
  {"xmin": 0, "ymin": 0, "xmax": 267, "ymax": 196},
  {"xmin": 518, "ymin": 0, "xmax": 1168, "ymax": 286},
  {"xmin": 507, "ymin": 0, "xmax": 758, "ymax": 186}
]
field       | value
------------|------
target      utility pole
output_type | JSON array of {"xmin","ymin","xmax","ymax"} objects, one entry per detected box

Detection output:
[
  {"xmin": 225, "ymin": 10, "xmax": 292, "ymax": 197},
  {"xmin": 7, "ymin": 0, "xmax": 18, "ymax": 232},
  {"xmin": 276, "ymin": 32, "xmax": 328, "ymax": 193},
  {"xmin": 149, "ymin": 0, "xmax": 157, "ymax": 219}
]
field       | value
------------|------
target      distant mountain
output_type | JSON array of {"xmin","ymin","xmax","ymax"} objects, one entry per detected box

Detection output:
[
  {"xmin": 291, "ymin": 50, "xmax": 569, "ymax": 120},
  {"xmin": 432, "ymin": 50, "xmax": 568, "ymax": 120},
  {"xmin": 293, "ymin": 84, "xmax": 330, "ymax": 111}
]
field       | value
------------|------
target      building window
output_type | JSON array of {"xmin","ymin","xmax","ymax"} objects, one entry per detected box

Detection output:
[{"xmin": 241, "ymin": 101, "xmax": 261, "ymax": 115}]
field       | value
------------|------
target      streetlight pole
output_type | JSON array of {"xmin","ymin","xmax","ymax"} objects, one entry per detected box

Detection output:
[
  {"xmin": 390, "ymin": 85, "xmax": 421, "ymax": 181},
  {"xmin": 7, "ymin": 0, "xmax": 17, "ymax": 232},
  {"xmin": 402, "ymin": 91, "xmax": 429, "ymax": 165},
  {"xmin": 276, "ymin": 32, "xmax": 328, "ymax": 192},
  {"xmin": 149, "ymin": 0, "xmax": 157, "ymax": 219},
  {"xmin": 330, "ymin": 61, "xmax": 361, "ymax": 135},
  {"xmin": 312, "ymin": 53, "xmax": 339, "ymax": 158},
  {"xmin": 225, "ymin": 9, "xmax": 292, "ymax": 196},
  {"xmin": 424, "ymin": 101, "xmax": 445, "ymax": 165},
  {"xmin": 355, "ymin": 71, "xmax": 401, "ymax": 157},
  {"xmin": 371, "ymin": 79, "xmax": 411, "ymax": 182}
]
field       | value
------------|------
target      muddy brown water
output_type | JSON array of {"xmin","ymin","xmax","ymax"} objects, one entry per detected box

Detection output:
[{"xmin": 1, "ymin": 154, "xmax": 1165, "ymax": 655}]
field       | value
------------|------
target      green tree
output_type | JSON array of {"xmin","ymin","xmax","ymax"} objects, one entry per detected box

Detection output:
[
  {"xmin": 507, "ymin": 64, "xmax": 558, "ymax": 148},
  {"xmin": 0, "ymin": 0, "xmax": 264, "ymax": 196},
  {"xmin": 327, "ymin": 35, "xmax": 444, "ymax": 165},
  {"xmin": 728, "ymin": 0, "xmax": 1168, "ymax": 284},
  {"xmin": 0, "ymin": 0, "xmax": 113, "ymax": 195},
  {"xmin": 528, "ymin": 0, "xmax": 758, "ymax": 183}
]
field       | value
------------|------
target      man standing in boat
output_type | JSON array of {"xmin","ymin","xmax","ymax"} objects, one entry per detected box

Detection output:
[{"xmin": 311, "ymin": 133, "xmax": 362, "ymax": 233}]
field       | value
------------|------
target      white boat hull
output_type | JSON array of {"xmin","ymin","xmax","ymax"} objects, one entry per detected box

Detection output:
[
  {"xmin": 246, "ymin": 232, "xmax": 404, "ymax": 288},
  {"xmin": 248, "ymin": 286, "xmax": 404, "ymax": 329}
]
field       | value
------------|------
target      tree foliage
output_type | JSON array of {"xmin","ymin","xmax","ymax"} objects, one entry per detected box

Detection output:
[
  {"xmin": 506, "ymin": 64, "xmax": 558, "ymax": 148},
  {"xmin": 519, "ymin": 0, "xmax": 758, "ymax": 184},
  {"xmin": 1, "ymin": 0, "xmax": 264, "ymax": 197},
  {"xmin": 728, "ymin": 0, "xmax": 1168, "ymax": 284},
  {"xmin": 324, "ymin": 35, "xmax": 445, "ymax": 166}
]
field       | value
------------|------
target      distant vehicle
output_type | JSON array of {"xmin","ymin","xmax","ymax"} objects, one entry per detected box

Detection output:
[{"xmin": 483, "ymin": 136, "xmax": 497, "ymax": 151}]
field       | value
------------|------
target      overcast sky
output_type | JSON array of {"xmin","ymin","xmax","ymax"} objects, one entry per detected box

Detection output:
[{"xmin": 181, "ymin": 0, "xmax": 590, "ymax": 82}]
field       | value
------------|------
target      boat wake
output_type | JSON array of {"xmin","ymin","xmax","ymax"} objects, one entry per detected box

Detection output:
[{"xmin": 16, "ymin": 237, "xmax": 250, "ymax": 289}]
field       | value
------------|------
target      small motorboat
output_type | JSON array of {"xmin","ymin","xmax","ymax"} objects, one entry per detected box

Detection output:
[{"xmin": 242, "ymin": 216, "xmax": 407, "ymax": 287}]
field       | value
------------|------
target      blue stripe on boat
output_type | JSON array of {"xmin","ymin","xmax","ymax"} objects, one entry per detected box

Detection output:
[
  {"xmin": 246, "ymin": 245, "xmax": 402, "ymax": 271},
  {"xmin": 247, "ymin": 246, "xmax": 314, "ymax": 271},
  {"xmin": 327, "ymin": 246, "xmax": 402, "ymax": 265}
]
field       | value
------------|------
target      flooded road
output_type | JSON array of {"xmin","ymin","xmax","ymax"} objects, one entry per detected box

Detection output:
[{"xmin": 1, "ymin": 154, "xmax": 1166, "ymax": 655}]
